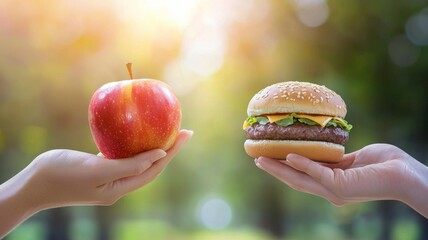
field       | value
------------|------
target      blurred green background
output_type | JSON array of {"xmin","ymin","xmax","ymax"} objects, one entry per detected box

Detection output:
[{"xmin": 1, "ymin": 0, "xmax": 428, "ymax": 239}]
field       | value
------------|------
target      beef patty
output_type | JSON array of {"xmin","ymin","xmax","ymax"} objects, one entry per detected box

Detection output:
[{"xmin": 245, "ymin": 122, "xmax": 349, "ymax": 145}]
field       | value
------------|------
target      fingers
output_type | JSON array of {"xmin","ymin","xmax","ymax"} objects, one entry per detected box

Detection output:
[
  {"xmin": 255, "ymin": 157, "xmax": 336, "ymax": 200},
  {"xmin": 285, "ymin": 154, "xmax": 333, "ymax": 183},
  {"xmin": 94, "ymin": 149, "xmax": 167, "ymax": 184},
  {"xmin": 162, "ymin": 129, "xmax": 194, "ymax": 166},
  {"xmin": 137, "ymin": 129, "xmax": 193, "ymax": 179},
  {"xmin": 342, "ymin": 151, "xmax": 358, "ymax": 163},
  {"xmin": 284, "ymin": 154, "xmax": 353, "ymax": 198},
  {"xmin": 109, "ymin": 129, "xmax": 193, "ymax": 196},
  {"xmin": 321, "ymin": 152, "xmax": 357, "ymax": 169},
  {"xmin": 278, "ymin": 154, "xmax": 382, "ymax": 204}
]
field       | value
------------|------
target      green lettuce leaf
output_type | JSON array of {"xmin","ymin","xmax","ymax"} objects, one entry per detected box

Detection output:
[
  {"xmin": 246, "ymin": 116, "xmax": 258, "ymax": 125},
  {"xmin": 275, "ymin": 117, "xmax": 294, "ymax": 127},
  {"xmin": 255, "ymin": 116, "xmax": 269, "ymax": 125},
  {"xmin": 297, "ymin": 118, "xmax": 317, "ymax": 125},
  {"xmin": 244, "ymin": 113, "xmax": 353, "ymax": 132},
  {"xmin": 327, "ymin": 118, "xmax": 353, "ymax": 131}
]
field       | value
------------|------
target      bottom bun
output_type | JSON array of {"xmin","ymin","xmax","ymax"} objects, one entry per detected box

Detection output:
[{"xmin": 244, "ymin": 139, "xmax": 344, "ymax": 163}]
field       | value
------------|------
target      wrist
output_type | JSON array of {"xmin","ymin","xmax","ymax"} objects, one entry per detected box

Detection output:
[
  {"xmin": 401, "ymin": 159, "xmax": 428, "ymax": 218},
  {"xmin": 0, "ymin": 168, "xmax": 39, "ymax": 237}
]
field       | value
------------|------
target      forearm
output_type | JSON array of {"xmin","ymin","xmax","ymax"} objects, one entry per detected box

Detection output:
[{"xmin": 0, "ymin": 170, "xmax": 39, "ymax": 238}]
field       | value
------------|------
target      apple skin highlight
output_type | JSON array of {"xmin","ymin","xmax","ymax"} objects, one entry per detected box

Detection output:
[{"xmin": 89, "ymin": 79, "xmax": 181, "ymax": 159}]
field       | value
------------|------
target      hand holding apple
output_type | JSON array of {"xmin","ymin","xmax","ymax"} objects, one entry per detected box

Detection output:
[{"xmin": 88, "ymin": 64, "xmax": 181, "ymax": 159}]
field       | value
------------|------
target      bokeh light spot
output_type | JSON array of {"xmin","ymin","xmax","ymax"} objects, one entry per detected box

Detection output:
[
  {"xmin": 294, "ymin": 0, "xmax": 329, "ymax": 28},
  {"xmin": 198, "ymin": 197, "xmax": 232, "ymax": 230},
  {"xmin": 405, "ymin": 9, "xmax": 428, "ymax": 46}
]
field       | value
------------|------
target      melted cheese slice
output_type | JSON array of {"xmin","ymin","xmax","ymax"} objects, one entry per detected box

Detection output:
[
  {"xmin": 267, "ymin": 114, "xmax": 291, "ymax": 123},
  {"xmin": 267, "ymin": 114, "xmax": 333, "ymax": 127},
  {"xmin": 243, "ymin": 114, "xmax": 336, "ymax": 129},
  {"xmin": 243, "ymin": 120, "xmax": 251, "ymax": 129},
  {"xmin": 293, "ymin": 114, "xmax": 333, "ymax": 127}
]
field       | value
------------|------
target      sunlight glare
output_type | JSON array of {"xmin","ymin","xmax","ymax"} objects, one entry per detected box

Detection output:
[
  {"xmin": 114, "ymin": 0, "xmax": 200, "ymax": 29},
  {"xmin": 181, "ymin": 26, "xmax": 227, "ymax": 77},
  {"xmin": 164, "ymin": 60, "xmax": 199, "ymax": 96},
  {"xmin": 146, "ymin": 0, "xmax": 200, "ymax": 28}
]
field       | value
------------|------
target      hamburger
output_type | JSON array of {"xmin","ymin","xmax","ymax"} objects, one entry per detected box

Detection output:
[{"xmin": 243, "ymin": 81, "xmax": 352, "ymax": 163}]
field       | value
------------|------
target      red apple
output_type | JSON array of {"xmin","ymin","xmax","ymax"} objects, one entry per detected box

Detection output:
[{"xmin": 88, "ymin": 79, "xmax": 181, "ymax": 159}]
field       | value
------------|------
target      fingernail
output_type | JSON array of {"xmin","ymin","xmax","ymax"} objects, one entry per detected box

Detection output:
[
  {"xmin": 254, "ymin": 158, "xmax": 264, "ymax": 170},
  {"xmin": 182, "ymin": 130, "xmax": 194, "ymax": 143},
  {"xmin": 182, "ymin": 129, "xmax": 194, "ymax": 136},
  {"xmin": 159, "ymin": 150, "xmax": 167, "ymax": 157},
  {"xmin": 152, "ymin": 150, "xmax": 167, "ymax": 162},
  {"xmin": 286, "ymin": 154, "xmax": 301, "ymax": 163}
]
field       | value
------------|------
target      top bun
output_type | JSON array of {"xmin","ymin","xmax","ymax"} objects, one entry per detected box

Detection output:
[{"xmin": 248, "ymin": 81, "xmax": 347, "ymax": 118}]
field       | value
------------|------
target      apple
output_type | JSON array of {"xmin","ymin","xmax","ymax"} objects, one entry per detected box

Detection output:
[{"xmin": 88, "ymin": 64, "xmax": 181, "ymax": 159}]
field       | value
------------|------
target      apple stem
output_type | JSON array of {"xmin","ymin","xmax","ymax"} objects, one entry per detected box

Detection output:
[{"xmin": 126, "ymin": 63, "xmax": 133, "ymax": 80}]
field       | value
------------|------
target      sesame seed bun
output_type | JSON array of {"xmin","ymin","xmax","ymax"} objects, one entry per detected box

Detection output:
[
  {"xmin": 245, "ymin": 139, "xmax": 344, "ymax": 163},
  {"xmin": 247, "ymin": 81, "xmax": 347, "ymax": 118}
]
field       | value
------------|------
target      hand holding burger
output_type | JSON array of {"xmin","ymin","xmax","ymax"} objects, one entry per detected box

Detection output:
[
  {"xmin": 249, "ymin": 82, "xmax": 428, "ymax": 218},
  {"xmin": 243, "ymin": 81, "xmax": 352, "ymax": 163},
  {"xmin": 255, "ymin": 144, "xmax": 428, "ymax": 219}
]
